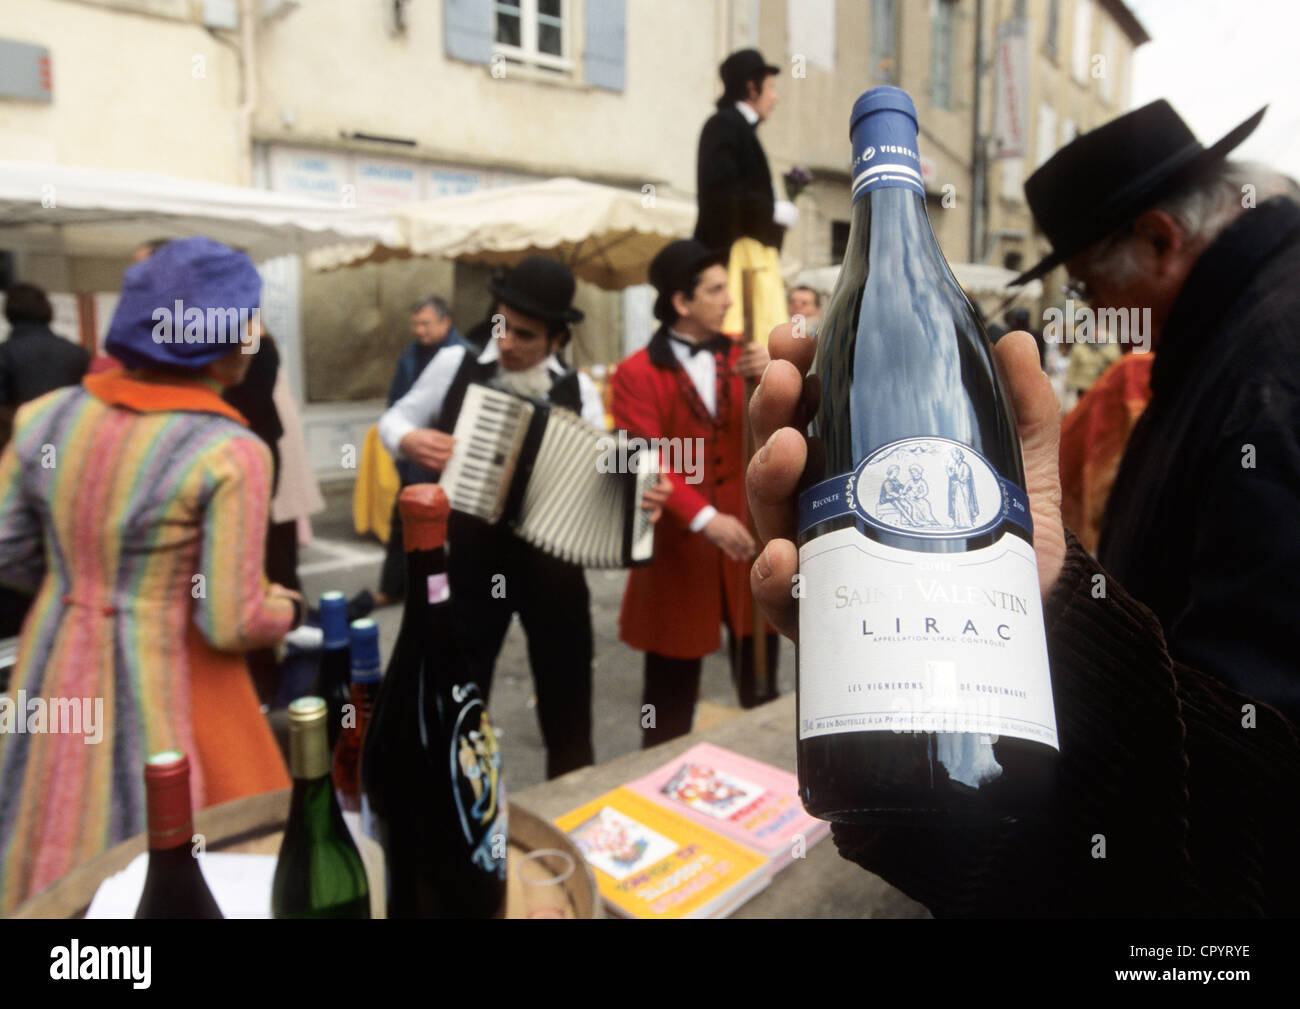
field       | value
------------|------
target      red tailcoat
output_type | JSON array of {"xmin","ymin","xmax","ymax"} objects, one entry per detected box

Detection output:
[{"xmin": 612, "ymin": 326, "xmax": 754, "ymax": 659}]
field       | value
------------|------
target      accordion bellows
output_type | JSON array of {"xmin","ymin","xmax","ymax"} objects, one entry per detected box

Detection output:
[{"xmin": 439, "ymin": 384, "xmax": 656, "ymax": 569}]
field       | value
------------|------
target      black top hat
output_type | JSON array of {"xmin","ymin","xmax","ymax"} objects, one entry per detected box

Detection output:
[
  {"xmin": 1011, "ymin": 100, "xmax": 1266, "ymax": 286},
  {"xmin": 720, "ymin": 48, "xmax": 779, "ymax": 94},
  {"xmin": 649, "ymin": 239, "xmax": 728, "ymax": 323},
  {"xmin": 488, "ymin": 255, "xmax": 584, "ymax": 326}
]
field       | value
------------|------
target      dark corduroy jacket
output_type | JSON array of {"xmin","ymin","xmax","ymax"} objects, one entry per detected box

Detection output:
[
  {"xmin": 832, "ymin": 532, "xmax": 1300, "ymax": 915},
  {"xmin": 1099, "ymin": 197, "xmax": 1300, "ymax": 725},
  {"xmin": 694, "ymin": 106, "xmax": 783, "ymax": 251}
]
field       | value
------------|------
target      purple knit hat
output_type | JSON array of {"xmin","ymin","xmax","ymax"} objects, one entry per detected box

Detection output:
[{"xmin": 105, "ymin": 237, "xmax": 261, "ymax": 370}]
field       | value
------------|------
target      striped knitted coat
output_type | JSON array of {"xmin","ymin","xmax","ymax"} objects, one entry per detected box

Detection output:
[{"xmin": 0, "ymin": 369, "xmax": 294, "ymax": 914}]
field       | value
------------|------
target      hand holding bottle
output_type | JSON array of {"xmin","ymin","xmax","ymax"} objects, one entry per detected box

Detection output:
[{"xmin": 746, "ymin": 324, "xmax": 1067, "ymax": 642}]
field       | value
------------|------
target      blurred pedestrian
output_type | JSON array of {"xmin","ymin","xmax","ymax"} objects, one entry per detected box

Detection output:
[
  {"xmin": 375, "ymin": 295, "xmax": 469, "ymax": 606},
  {"xmin": 695, "ymin": 48, "xmax": 792, "ymax": 343},
  {"xmin": 787, "ymin": 285, "xmax": 821, "ymax": 336},
  {"xmin": 612, "ymin": 239, "xmax": 776, "ymax": 748},
  {"xmin": 1012, "ymin": 99, "xmax": 1300, "ymax": 723},
  {"xmin": 0, "ymin": 237, "xmax": 302, "ymax": 914}
]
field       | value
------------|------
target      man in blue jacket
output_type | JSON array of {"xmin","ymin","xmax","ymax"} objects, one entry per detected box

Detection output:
[{"xmin": 375, "ymin": 295, "xmax": 468, "ymax": 605}]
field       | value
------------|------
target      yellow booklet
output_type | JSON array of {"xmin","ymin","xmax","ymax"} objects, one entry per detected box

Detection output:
[{"xmin": 556, "ymin": 787, "xmax": 769, "ymax": 918}]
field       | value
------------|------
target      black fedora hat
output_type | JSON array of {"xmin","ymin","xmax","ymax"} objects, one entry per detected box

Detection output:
[
  {"xmin": 720, "ymin": 48, "xmax": 779, "ymax": 93},
  {"xmin": 649, "ymin": 239, "xmax": 728, "ymax": 322},
  {"xmin": 489, "ymin": 255, "xmax": 584, "ymax": 326},
  {"xmin": 1011, "ymin": 100, "xmax": 1266, "ymax": 286}
]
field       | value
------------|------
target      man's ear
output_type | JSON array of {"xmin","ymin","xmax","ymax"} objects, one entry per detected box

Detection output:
[
  {"xmin": 671, "ymin": 289, "xmax": 692, "ymax": 321},
  {"xmin": 1134, "ymin": 208, "xmax": 1181, "ymax": 258}
]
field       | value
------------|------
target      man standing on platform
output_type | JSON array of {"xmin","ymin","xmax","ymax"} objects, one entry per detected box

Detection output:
[
  {"xmin": 694, "ymin": 47, "xmax": 794, "ymax": 344},
  {"xmin": 378, "ymin": 259, "xmax": 605, "ymax": 778},
  {"xmin": 375, "ymin": 296, "xmax": 469, "ymax": 606},
  {"xmin": 612, "ymin": 239, "xmax": 778, "ymax": 748}
]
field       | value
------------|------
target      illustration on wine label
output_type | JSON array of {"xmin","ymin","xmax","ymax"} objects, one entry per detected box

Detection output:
[
  {"xmin": 451, "ymin": 684, "xmax": 507, "ymax": 880},
  {"xmin": 799, "ymin": 437, "xmax": 1033, "ymax": 541}
]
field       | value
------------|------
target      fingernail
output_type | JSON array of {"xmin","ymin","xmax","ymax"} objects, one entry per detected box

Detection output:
[
  {"xmin": 759, "ymin": 428, "xmax": 777, "ymax": 464},
  {"xmin": 756, "ymin": 545, "xmax": 772, "ymax": 580},
  {"xmin": 757, "ymin": 359, "xmax": 774, "ymax": 392}
]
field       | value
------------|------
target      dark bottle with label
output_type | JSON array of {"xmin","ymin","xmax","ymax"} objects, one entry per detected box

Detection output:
[
  {"xmin": 314, "ymin": 590, "xmax": 351, "ymax": 752},
  {"xmin": 135, "ymin": 750, "xmax": 223, "ymax": 919},
  {"xmin": 271, "ymin": 696, "xmax": 370, "ymax": 918},
  {"xmin": 796, "ymin": 87, "xmax": 1058, "ymax": 824},
  {"xmin": 362, "ymin": 485, "xmax": 507, "ymax": 918},
  {"xmin": 332, "ymin": 618, "xmax": 381, "ymax": 814}
]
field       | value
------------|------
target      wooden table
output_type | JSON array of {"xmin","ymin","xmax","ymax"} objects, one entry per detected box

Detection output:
[{"xmin": 515, "ymin": 693, "xmax": 930, "ymax": 919}]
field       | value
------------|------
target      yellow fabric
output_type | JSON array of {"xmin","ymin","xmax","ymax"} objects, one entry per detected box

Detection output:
[
  {"xmin": 352, "ymin": 424, "xmax": 400, "ymax": 543},
  {"xmin": 719, "ymin": 237, "xmax": 785, "ymax": 344}
]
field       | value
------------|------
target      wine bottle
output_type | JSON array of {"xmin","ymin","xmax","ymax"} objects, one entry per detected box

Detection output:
[
  {"xmin": 271, "ymin": 696, "xmax": 370, "ymax": 918},
  {"xmin": 796, "ymin": 87, "xmax": 1058, "ymax": 824},
  {"xmin": 332, "ymin": 618, "xmax": 381, "ymax": 814},
  {"xmin": 135, "ymin": 750, "xmax": 223, "ymax": 919},
  {"xmin": 314, "ymin": 590, "xmax": 351, "ymax": 752},
  {"xmin": 362, "ymin": 485, "xmax": 507, "ymax": 918}
]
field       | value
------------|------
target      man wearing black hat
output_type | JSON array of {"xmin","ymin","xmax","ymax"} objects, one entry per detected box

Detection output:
[
  {"xmin": 612, "ymin": 239, "xmax": 777, "ymax": 746},
  {"xmin": 378, "ymin": 256, "xmax": 607, "ymax": 778},
  {"xmin": 1014, "ymin": 99, "xmax": 1300, "ymax": 723},
  {"xmin": 695, "ymin": 47, "xmax": 793, "ymax": 344}
]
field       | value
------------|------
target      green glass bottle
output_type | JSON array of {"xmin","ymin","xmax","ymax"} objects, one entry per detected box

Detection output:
[{"xmin": 272, "ymin": 696, "xmax": 371, "ymax": 918}]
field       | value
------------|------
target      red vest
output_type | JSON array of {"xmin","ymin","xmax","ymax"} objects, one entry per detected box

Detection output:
[{"xmin": 612, "ymin": 327, "xmax": 755, "ymax": 659}]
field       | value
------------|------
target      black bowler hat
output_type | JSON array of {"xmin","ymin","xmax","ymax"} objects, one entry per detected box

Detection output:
[
  {"xmin": 720, "ymin": 48, "xmax": 779, "ymax": 95},
  {"xmin": 489, "ymin": 256, "xmax": 584, "ymax": 326},
  {"xmin": 1010, "ymin": 99, "xmax": 1266, "ymax": 286},
  {"xmin": 649, "ymin": 239, "xmax": 728, "ymax": 322}
]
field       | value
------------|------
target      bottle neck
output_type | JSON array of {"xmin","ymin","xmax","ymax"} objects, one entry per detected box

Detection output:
[
  {"xmin": 287, "ymin": 774, "xmax": 341, "ymax": 840},
  {"xmin": 403, "ymin": 544, "xmax": 449, "ymax": 610}
]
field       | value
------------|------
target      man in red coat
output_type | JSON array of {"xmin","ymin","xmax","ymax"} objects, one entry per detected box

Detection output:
[{"xmin": 612, "ymin": 239, "xmax": 778, "ymax": 747}]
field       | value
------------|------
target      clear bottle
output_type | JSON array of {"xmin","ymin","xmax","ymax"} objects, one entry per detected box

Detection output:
[{"xmin": 796, "ymin": 87, "xmax": 1058, "ymax": 824}]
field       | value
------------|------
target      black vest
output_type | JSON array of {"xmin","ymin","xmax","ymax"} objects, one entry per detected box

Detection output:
[{"xmin": 437, "ymin": 351, "xmax": 582, "ymax": 433}]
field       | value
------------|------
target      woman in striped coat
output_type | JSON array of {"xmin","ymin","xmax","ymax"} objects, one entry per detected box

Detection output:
[{"xmin": 0, "ymin": 239, "xmax": 302, "ymax": 914}]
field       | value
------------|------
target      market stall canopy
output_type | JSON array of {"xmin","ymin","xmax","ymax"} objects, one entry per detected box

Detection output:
[
  {"xmin": 794, "ymin": 262, "xmax": 1043, "ymax": 304},
  {"xmin": 308, "ymin": 177, "xmax": 697, "ymax": 291},
  {"xmin": 0, "ymin": 160, "xmax": 403, "ymax": 261}
]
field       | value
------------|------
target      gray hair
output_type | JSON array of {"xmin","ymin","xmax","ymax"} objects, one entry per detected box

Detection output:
[
  {"xmin": 410, "ymin": 295, "xmax": 452, "ymax": 319},
  {"xmin": 1085, "ymin": 160, "xmax": 1296, "ymax": 288}
]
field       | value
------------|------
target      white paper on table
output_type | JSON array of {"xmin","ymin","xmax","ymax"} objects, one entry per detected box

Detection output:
[{"xmin": 85, "ymin": 852, "xmax": 278, "ymax": 919}]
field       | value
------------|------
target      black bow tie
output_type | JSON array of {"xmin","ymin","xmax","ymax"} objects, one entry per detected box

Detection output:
[{"xmin": 670, "ymin": 334, "xmax": 731, "ymax": 358}]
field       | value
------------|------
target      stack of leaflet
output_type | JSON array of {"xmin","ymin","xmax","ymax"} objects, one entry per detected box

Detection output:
[{"xmin": 555, "ymin": 743, "xmax": 830, "ymax": 919}]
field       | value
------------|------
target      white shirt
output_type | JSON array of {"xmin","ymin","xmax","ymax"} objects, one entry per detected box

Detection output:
[
  {"xmin": 379, "ymin": 341, "xmax": 605, "ymax": 461},
  {"xmin": 667, "ymin": 329, "xmax": 721, "ymax": 533}
]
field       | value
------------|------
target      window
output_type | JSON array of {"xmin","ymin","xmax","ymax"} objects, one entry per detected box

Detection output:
[
  {"xmin": 1036, "ymin": 102, "xmax": 1057, "ymax": 169},
  {"xmin": 872, "ymin": 0, "xmax": 900, "ymax": 84},
  {"xmin": 1072, "ymin": 0, "xmax": 1092, "ymax": 84},
  {"xmin": 1044, "ymin": 0, "xmax": 1059, "ymax": 61},
  {"xmin": 494, "ymin": 0, "xmax": 569, "ymax": 72},
  {"xmin": 930, "ymin": 0, "xmax": 957, "ymax": 109}
]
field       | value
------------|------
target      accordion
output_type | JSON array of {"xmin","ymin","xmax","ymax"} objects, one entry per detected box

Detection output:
[{"xmin": 438, "ymin": 383, "xmax": 656, "ymax": 568}]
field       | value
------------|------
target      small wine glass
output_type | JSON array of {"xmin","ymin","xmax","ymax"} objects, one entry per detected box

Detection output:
[{"xmin": 515, "ymin": 848, "xmax": 575, "ymax": 919}]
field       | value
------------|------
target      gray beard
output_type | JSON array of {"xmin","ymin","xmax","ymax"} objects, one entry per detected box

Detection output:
[{"xmin": 491, "ymin": 364, "xmax": 553, "ymax": 401}]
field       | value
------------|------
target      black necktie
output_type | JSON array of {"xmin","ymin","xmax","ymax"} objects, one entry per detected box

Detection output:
[{"xmin": 669, "ymin": 334, "xmax": 731, "ymax": 358}]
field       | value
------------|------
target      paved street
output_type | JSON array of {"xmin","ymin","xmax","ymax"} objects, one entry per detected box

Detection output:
[{"xmin": 298, "ymin": 483, "xmax": 795, "ymax": 793}]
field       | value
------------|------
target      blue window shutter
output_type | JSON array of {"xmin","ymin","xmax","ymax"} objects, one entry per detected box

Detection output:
[
  {"xmin": 445, "ymin": 0, "xmax": 494, "ymax": 65},
  {"xmin": 584, "ymin": 0, "xmax": 626, "ymax": 91}
]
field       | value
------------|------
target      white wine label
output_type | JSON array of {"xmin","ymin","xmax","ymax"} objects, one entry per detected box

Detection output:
[
  {"xmin": 798, "ymin": 526, "xmax": 1058, "ymax": 749},
  {"xmin": 799, "ymin": 437, "xmax": 1033, "ymax": 540}
]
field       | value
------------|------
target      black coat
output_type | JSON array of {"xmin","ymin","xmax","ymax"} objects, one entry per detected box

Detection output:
[
  {"xmin": 693, "ymin": 106, "xmax": 783, "ymax": 251},
  {"xmin": 1099, "ymin": 196, "xmax": 1300, "ymax": 723},
  {"xmin": 0, "ymin": 322, "xmax": 90, "ymax": 407}
]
